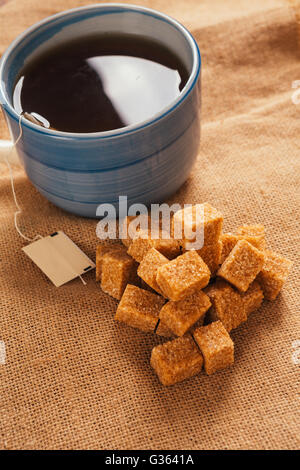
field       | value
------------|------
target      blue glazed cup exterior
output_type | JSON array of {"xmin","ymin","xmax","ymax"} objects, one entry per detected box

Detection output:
[{"xmin": 0, "ymin": 4, "xmax": 201, "ymax": 217}]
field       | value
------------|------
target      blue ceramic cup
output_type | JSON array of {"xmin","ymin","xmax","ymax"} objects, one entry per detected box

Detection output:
[{"xmin": 0, "ymin": 3, "xmax": 201, "ymax": 217}]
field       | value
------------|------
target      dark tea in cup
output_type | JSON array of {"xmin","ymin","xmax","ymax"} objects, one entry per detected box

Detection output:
[{"xmin": 13, "ymin": 33, "xmax": 189, "ymax": 133}]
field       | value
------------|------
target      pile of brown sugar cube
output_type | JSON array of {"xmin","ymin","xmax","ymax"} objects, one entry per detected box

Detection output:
[{"xmin": 96, "ymin": 203, "xmax": 293, "ymax": 386}]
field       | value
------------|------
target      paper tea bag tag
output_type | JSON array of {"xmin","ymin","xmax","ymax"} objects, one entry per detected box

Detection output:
[{"xmin": 22, "ymin": 231, "xmax": 95, "ymax": 287}]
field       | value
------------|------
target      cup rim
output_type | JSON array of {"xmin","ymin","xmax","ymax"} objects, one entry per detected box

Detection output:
[{"xmin": 0, "ymin": 3, "xmax": 201, "ymax": 140}]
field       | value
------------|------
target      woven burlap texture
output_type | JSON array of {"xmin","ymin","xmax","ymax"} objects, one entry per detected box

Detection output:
[{"xmin": 0, "ymin": 0, "xmax": 299, "ymax": 450}]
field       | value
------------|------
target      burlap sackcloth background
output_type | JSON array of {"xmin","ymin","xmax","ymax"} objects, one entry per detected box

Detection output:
[{"xmin": 0, "ymin": 0, "xmax": 299, "ymax": 450}]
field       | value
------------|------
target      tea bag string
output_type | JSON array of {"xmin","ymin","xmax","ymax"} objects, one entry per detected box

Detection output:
[
  {"xmin": 3, "ymin": 113, "xmax": 87, "ymax": 286},
  {"xmin": 4, "ymin": 113, "xmax": 43, "ymax": 243}
]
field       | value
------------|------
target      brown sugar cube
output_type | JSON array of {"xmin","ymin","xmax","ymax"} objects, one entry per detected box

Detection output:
[
  {"xmin": 127, "ymin": 228, "xmax": 180, "ymax": 262},
  {"xmin": 205, "ymin": 279, "xmax": 246, "ymax": 332},
  {"xmin": 220, "ymin": 231, "xmax": 266, "ymax": 265},
  {"xmin": 155, "ymin": 320, "xmax": 175, "ymax": 338},
  {"xmin": 236, "ymin": 224, "xmax": 266, "ymax": 250},
  {"xmin": 137, "ymin": 248, "xmax": 169, "ymax": 295},
  {"xmin": 156, "ymin": 250, "xmax": 210, "ymax": 301},
  {"xmin": 206, "ymin": 279, "xmax": 263, "ymax": 322},
  {"xmin": 96, "ymin": 244, "xmax": 115, "ymax": 281},
  {"xmin": 158, "ymin": 309, "xmax": 206, "ymax": 338},
  {"xmin": 196, "ymin": 241, "xmax": 222, "ymax": 275},
  {"xmin": 172, "ymin": 203, "xmax": 223, "ymax": 247},
  {"xmin": 218, "ymin": 239, "xmax": 265, "ymax": 292},
  {"xmin": 256, "ymin": 249, "xmax": 293, "ymax": 300},
  {"xmin": 101, "ymin": 247, "xmax": 138, "ymax": 300},
  {"xmin": 150, "ymin": 335, "xmax": 203, "ymax": 385},
  {"xmin": 159, "ymin": 290, "xmax": 211, "ymax": 337},
  {"xmin": 193, "ymin": 321, "xmax": 234, "ymax": 375},
  {"xmin": 120, "ymin": 214, "xmax": 151, "ymax": 248},
  {"xmin": 220, "ymin": 233, "xmax": 241, "ymax": 264},
  {"xmin": 96, "ymin": 244, "xmax": 128, "ymax": 282},
  {"xmin": 115, "ymin": 285, "xmax": 165, "ymax": 332},
  {"xmin": 241, "ymin": 281, "xmax": 264, "ymax": 316}
]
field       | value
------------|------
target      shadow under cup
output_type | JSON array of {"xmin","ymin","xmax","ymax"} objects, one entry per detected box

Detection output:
[{"xmin": 0, "ymin": 4, "xmax": 201, "ymax": 218}]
